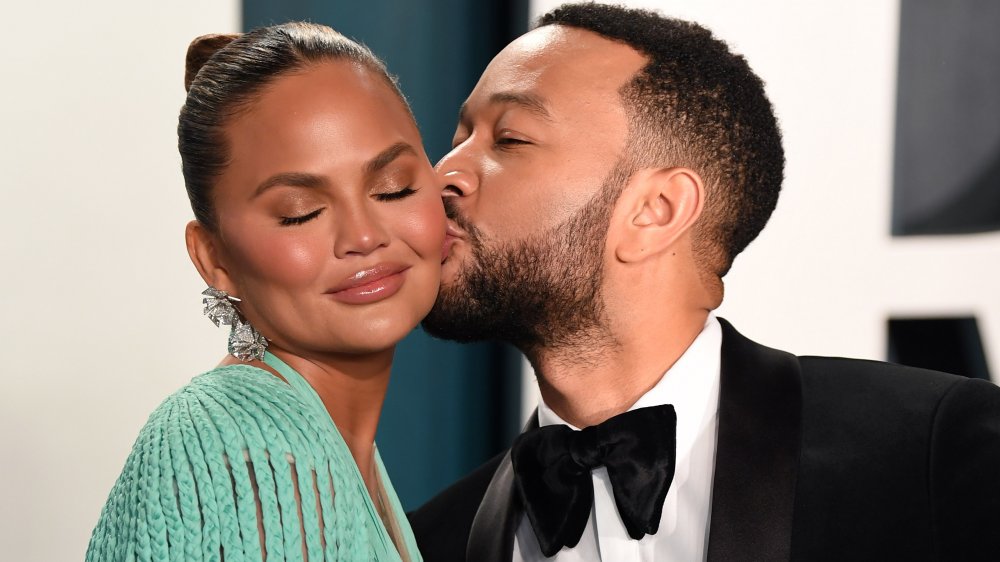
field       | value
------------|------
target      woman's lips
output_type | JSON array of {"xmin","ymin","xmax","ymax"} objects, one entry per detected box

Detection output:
[{"xmin": 326, "ymin": 263, "xmax": 409, "ymax": 304}]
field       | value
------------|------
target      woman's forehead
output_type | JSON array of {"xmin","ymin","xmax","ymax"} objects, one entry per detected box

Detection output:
[{"xmin": 218, "ymin": 62, "xmax": 423, "ymax": 194}]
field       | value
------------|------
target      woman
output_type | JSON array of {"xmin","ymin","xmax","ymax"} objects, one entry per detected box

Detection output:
[{"xmin": 86, "ymin": 23, "xmax": 445, "ymax": 561}]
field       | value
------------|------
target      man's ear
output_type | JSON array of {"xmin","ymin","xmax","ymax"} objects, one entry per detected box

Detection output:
[
  {"xmin": 613, "ymin": 167, "xmax": 705, "ymax": 263},
  {"xmin": 185, "ymin": 220, "xmax": 237, "ymax": 295}
]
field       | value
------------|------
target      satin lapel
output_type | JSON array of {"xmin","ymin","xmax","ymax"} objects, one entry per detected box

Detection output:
[
  {"xmin": 467, "ymin": 415, "xmax": 540, "ymax": 562},
  {"xmin": 707, "ymin": 319, "xmax": 803, "ymax": 562}
]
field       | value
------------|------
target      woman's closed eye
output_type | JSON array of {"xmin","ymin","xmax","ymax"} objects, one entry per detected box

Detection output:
[
  {"xmin": 277, "ymin": 186, "xmax": 415, "ymax": 225},
  {"xmin": 279, "ymin": 208, "xmax": 324, "ymax": 226},
  {"xmin": 374, "ymin": 186, "xmax": 416, "ymax": 202}
]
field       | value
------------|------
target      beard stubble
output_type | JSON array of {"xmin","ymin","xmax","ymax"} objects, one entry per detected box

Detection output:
[{"xmin": 421, "ymin": 161, "xmax": 631, "ymax": 355}]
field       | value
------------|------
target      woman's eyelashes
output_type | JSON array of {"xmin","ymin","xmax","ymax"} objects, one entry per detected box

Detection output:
[
  {"xmin": 277, "ymin": 186, "xmax": 416, "ymax": 225},
  {"xmin": 374, "ymin": 186, "xmax": 416, "ymax": 201},
  {"xmin": 280, "ymin": 208, "xmax": 323, "ymax": 226}
]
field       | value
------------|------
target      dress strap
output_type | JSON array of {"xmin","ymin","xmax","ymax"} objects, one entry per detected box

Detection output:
[
  {"xmin": 260, "ymin": 351, "xmax": 402, "ymax": 559},
  {"xmin": 262, "ymin": 352, "xmax": 329, "ymax": 416}
]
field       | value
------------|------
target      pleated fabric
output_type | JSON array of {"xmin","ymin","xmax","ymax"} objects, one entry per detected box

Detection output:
[{"xmin": 85, "ymin": 363, "xmax": 392, "ymax": 561}]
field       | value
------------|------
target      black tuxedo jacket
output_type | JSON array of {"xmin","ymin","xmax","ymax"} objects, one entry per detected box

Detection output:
[{"xmin": 410, "ymin": 319, "xmax": 1000, "ymax": 561}]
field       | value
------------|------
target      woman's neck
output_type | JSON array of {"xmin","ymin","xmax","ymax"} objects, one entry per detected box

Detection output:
[{"xmin": 227, "ymin": 346, "xmax": 395, "ymax": 500}]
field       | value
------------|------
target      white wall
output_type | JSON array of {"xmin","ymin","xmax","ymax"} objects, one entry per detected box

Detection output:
[
  {"xmin": 0, "ymin": 1, "xmax": 239, "ymax": 560},
  {"xmin": 522, "ymin": 0, "xmax": 1000, "ymax": 415}
]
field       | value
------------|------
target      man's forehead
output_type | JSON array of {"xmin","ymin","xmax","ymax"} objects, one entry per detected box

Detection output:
[{"xmin": 471, "ymin": 25, "xmax": 647, "ymax": 109}]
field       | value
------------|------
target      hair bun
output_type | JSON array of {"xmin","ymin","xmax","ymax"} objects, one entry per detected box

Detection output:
[{"xmin": 185, "ymin": 33, "xmax": 240, "ymax": 91}]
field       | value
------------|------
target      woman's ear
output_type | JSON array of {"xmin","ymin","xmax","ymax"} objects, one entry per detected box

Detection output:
[
  {"xmin": 185, "ymin": 220, "xmax": 237, "ymax": 295},
  {"xmin": 613, "ymin": 167, "xmax": 705, "ymax": 263}
]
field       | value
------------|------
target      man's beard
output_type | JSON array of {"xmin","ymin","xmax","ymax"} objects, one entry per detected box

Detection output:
[{"xmin": 422, "ymin": 161, "xmax": 630, "ymax": 354}]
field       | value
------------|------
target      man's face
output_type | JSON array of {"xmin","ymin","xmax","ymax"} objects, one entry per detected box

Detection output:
[{"xmin": 422, "ymin": 26, "xmax": 647, "ymax": 346}]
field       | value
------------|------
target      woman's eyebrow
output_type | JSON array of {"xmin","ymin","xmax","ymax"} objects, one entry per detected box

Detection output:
[
  {"xmin": 364, "ymin": 141, "xmax": 416, "ymax": 176},
  {"xmin": 251, "ymin": 142, "xmax": 416, "ymax": 199},
  {"xmin": 253, "ymin": 172, "xmax": 328, "ymax": 198}
]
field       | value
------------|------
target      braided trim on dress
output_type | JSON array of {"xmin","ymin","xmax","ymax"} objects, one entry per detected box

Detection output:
[{"xmin": 85, "ymin": 365, "xmax": 375, "ymax": 561}]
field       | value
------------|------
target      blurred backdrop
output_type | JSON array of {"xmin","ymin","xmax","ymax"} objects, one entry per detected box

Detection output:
[{"xmin": 1, "ymin": 1, "xmax": 998, "ymax": 560}]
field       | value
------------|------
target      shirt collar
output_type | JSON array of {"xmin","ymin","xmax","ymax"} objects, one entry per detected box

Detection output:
[{"xmin": 536, "ymin": 314, "xmax": 722, "ymax": 461}]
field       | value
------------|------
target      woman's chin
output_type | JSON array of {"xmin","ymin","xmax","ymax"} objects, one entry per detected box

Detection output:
[{"xmin": 328, "ymin": 315, "xmax": 423, "ymax": 355}]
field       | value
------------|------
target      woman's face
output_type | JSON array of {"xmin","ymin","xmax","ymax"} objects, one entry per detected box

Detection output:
[{"xmin": 201, "ymin": 60, "xmax": 446, "ymax": 356}]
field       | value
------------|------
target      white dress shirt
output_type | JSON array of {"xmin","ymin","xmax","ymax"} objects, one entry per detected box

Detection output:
[{"xmin": 513, "ymin": 315, "xmax": 722, "ymax": 562}]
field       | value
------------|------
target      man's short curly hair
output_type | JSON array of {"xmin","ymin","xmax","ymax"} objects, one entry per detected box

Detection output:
[{"xmin": 539, "ymin": 3, "xmax": 784, "ymax": 279}]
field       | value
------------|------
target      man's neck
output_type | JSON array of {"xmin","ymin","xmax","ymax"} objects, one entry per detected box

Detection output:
[{"xmin": 527, "ymin": 307, "xmax": 710, "ymax": 428}]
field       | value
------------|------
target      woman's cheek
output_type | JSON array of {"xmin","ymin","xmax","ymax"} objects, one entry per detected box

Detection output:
[
  {"xmin": 234, "ymin": 229, "xmax": 328, "ymax": 286},
  {"xmin": 396, "ymin": 192, "xmax": 447, "ymax": 258}
]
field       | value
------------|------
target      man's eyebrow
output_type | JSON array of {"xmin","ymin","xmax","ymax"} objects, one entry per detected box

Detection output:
[
  {"xmin": 457, "ymin": 91, "xmax": 554, "ymax": 124},
  {"xmin": 491, "ymin": 92, "xmax": 553, "ymax": 120},
  {"xmin": 364, "ymin": 142, "xmax": 417, "ymax": 176},
  {"xmin": 253, "ymin": 172, "xmax": 327, "ymax": 198}
]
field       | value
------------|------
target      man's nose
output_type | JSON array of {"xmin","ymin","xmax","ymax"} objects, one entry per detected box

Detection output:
[
  {"xmin": 440, "ymin": 169, "xmax": 478, "ymax": 200},
  {"xmin": 436, "ymin": 145, "xmax": 480, "ymax": 199}
]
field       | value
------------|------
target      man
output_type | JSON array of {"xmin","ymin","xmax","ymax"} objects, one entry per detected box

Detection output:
[{"xmin": 413, "ymin": 4, "xmax": 1000, "ymax": 561}]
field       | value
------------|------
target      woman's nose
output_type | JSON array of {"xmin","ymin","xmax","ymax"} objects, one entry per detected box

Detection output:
[{"xmin": 333, "ymin": 204, "xmax": 390, "ymax": 258}]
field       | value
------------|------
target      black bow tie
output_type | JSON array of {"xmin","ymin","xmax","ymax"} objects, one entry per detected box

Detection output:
[{"xmin": 510, "ymin": 405, "xmax": 677, "ymax": 557}]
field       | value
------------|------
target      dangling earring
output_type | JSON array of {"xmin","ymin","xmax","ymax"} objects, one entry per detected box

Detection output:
[{"xmin": 202, "ymin": 287, "xmax": 268, "ymax": 361}]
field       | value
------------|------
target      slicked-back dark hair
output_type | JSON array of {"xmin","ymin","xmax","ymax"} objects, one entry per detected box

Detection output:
[
  {"xmin": 178, "ymin": 22, "xmax": 409, "ymax": 231},
  {"xmin": 539, "ymin": 4, "xmax": 784, "ymax": 278}
]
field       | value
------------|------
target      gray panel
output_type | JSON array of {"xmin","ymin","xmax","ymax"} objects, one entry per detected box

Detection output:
[{"xmin": 893, "ymin": 0, "xmax": 1000, "ymax": 235}]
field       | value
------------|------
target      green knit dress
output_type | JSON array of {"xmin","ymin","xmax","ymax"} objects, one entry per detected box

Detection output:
[{"xmin": 85, "ymin": 352, "xmax": 421, "ymax": 561}]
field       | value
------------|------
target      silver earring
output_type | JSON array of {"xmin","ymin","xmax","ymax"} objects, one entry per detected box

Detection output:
[{"xmin": 202, "ymin": 287, "xmax": 268, "ymax": 361}]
